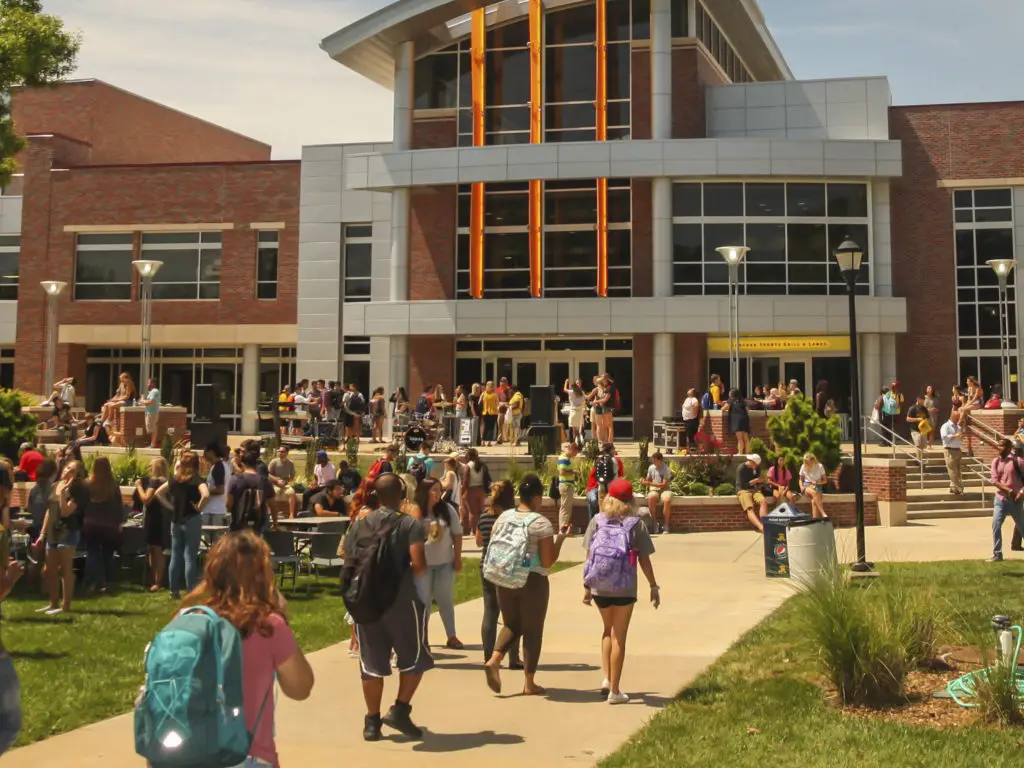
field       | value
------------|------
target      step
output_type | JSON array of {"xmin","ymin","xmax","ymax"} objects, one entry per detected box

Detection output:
[
  {"xmin": 907, "ymin": 500, "xmax": 990, "ymax": 512},
  {"xmin": 908, "ymin": 508, "xmax": 991, "ymax": 520}
]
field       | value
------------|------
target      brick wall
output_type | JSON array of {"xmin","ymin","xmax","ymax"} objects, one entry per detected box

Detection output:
[
  {"xmin": 674, "ymin": 334, "xmax": 707, "ymax": 407},
  {"xmin": 862, "ymin": 459, "xmax": 907, "ymax": 501},
  {"xmin": 964, "ymin": 409, "xmax": 1023, "ymax": 462},
  {"xmin": 889, "ymin": 102, "xmax": 1024, "ymax": 404},
  {"xmin": 631, "ymin": 179, "xmax": 652, "ymax": 297},
  {"xmin": 701, "ymin": 409, "xmax": 776, "ymax": 453},
  {"xmin": 631, "ymin": 48, "xmax": 651, "ymax": 140},
  {"xmin": 668, "ymin": 495, "xmax": 879, "ymax": 533},
  {"xmin": 409, "ymin": 186, "xmax": 457, "ymax": 301},
  {"xmin": 633, "ymin": 334, "xmax": 654, "ymax": 438},
  {"xmin": 14, "ymin": 137, "xmax": 300, "ymax": 392},
  {"xmin": 13, "ymin": 80, "xmax": 269, "ymax": 165},
  {"xmin": 409, "ymin": 335, "xmax": 455, "ymax": 400},
  {"xmin": 672, "ymin": 44, "xmax": 728, "ymax": 139},
  {"xmin": 412, "ymin": 116, "xmax": 458, "ymax": 150}
]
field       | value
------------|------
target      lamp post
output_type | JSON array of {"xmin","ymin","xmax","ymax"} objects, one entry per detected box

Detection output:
[
  {"xmin": 133, "ymin": 260, "xmax": 163, "ymax": 391},
  {"xmin": 834, "ymin": 239, "xmax": 871, "ymax": 572},
  {"xmin": 40, "ymin": 280, "xmax": 67, "ymax": 397},
  {"xmin": 715, "ymin": 246, "xmax": 749, "ymax": 393},
  {"xmin": 986, "ymin": 259, "xmax": 1017, "ymax": 401}
]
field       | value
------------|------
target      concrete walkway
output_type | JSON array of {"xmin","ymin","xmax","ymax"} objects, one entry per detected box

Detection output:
[{"xmin": 5, "ymin": 517, "xmax": 1004, "ymax": 767}]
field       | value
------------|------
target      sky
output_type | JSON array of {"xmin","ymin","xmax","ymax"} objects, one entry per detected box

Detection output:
[{"xmin": 43, "ymin": 0, "xmax": 1024, "ymax": 159}]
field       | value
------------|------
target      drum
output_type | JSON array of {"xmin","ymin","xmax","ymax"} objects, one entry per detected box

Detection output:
[{"xmin": 405, "ymin": 424, "xmax": 428, "ymax": 453}]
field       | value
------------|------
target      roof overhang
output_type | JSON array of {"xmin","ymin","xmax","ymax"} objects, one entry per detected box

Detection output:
[{"xmin": 321, "ymin": 0, "xmax": 793, "ymax": 91}]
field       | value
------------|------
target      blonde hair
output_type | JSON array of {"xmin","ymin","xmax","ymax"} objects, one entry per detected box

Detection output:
[
  {"xmin": 802, "ymin": 453, "xmax": 818, "ymax": 464},
  {"xmin": 149, "ymin": 457, "xmax": 168, "ymax": 479},
  {"xmin": 600, "ymin": 495, "xmax": 634, "ymax": 520}
]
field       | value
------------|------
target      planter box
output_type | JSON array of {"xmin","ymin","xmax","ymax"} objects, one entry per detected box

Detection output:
[{"xmin": 112, "ymin": 406, "xmax": 188, "ymax": 449}]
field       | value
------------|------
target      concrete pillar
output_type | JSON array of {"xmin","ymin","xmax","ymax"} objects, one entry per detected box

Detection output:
[
  {"xmin": 653, "ymin": 332, "xmax": 675, "ymax": 419},
  {"xmin": 390, "ymin": 41, "xmax": 413, "ymax": 388},
  {"xmin": 389, "ymin": 336, "xmax": 409, "ymax": 406},
  {"xmin": 650, "ymin": 0, "xmax": 672, "ymax": 141},
  {"xmin": 880, "ymin": 332, "xmax": 897, "ymax": 388},
  {"xmin": 241, "ymin": 343, "xmax": 260, "ymax": 435},
  {"xmin": 860, "ymin": 332, "xmax": 881, "ymax": 417},
  {"xmin": 652, "ymin": 178, "xmax": 673, "ymax": 297}
]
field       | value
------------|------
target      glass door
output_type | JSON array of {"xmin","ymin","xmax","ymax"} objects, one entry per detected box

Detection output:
[
  {"xmin": 751, "ymin": 357, "xmax": 780, "ymax": 395},
  {"xmin": 577, "ymin": 360, "xmax": 601, "ymax": 390},
  {"xmin": 781, "ymin": 357, "xmax": 811, "ymax": 395}
]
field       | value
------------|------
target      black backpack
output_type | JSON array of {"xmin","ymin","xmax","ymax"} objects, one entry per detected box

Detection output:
[
  {"xmin": 548, "ymin": 474, "xmax": 561, "ymax": 503},
  {"xmin": 341, "ymin": 512, "xmax": 406, "ymax": 624},
  {"xmin": 349, "ymin": 392, "xmax": 366, "ymax": 414},
  {"xmin": 415, "ymin": 395, "xmax": 430, "ymax": 414},
  {"xmin": 230, "ymin": 476, "xmax": 265, "ymax": 532},
  {"xmin": 408, "ymin": 455, "xmax": 428, "ymax": 484},
  {"xmin": 594, "ymin": 455, "xmax": 616, "ymax": 487}
]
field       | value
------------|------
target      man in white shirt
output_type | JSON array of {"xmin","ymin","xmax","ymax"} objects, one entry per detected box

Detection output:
[
  {"xmin": 681, "ymin": 388, "xmax": 701, "ymax": 451},
  {"xmin": 939, "ymin": 410, "xmax": 963, "ymax": 496}
]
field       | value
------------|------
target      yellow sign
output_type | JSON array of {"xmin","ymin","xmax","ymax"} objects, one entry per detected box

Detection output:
[{"xmin": 706, "ymin": 336, "xmax": 851, "ymax": 354}]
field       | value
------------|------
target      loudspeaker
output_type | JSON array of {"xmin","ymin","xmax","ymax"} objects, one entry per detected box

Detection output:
[
  {"xmin": 194, "ymin": 383, "xmax": 219, "ymax": 423},
  {"xmin": 529, "ymin": 385, "xmax": 555, "ymax": 425},
  {"xmin": 528, "ymin": 424, "xmax": 560, "ymax": 454},
  {"xmin": 190, "ymin": 419, "xmax": 228, "ymax": 452}
]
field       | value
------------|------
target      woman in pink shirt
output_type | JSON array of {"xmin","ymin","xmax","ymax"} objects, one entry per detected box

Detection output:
[
  {"xmin": 185, "ymin": 531, "xmax": 315, "ymax": 767},
  {"xmin": 767, "ymin": 455, "xmax": 796, "ymax": 505}
]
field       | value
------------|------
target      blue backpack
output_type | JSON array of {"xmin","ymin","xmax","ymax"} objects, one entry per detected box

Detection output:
[
  {"xmin": 134, "ymin": 606, "xmax": 271, "ymax": 767},
  {"xmin": 700, "ymin": 392, "xmax": 713, "ymax": 411}
]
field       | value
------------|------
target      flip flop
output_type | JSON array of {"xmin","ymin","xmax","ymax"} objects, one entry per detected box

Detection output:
[{"xmin": 484, "ymin": 664, "xmax": 502, "ymax": 694}]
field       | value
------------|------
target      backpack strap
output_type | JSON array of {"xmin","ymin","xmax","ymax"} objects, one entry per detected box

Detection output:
[{"xmin": 250, "ymin": 679, "xmax": 275, "ymax": 737}]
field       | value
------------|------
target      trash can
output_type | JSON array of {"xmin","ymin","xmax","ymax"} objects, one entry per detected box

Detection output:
[
  {"xmin": 761, "ymin": 503, "xmax": 812, "ymax": 578},
  {"xmin": 787, "ymin": 517, "xmax": 839, "ymax": 584}
]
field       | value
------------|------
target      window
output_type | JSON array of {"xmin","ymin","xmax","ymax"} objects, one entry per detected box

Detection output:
[
  {"xmin": 141, "ymin": 232, "xmax": 221, "ymax": 300},
  {"xmin": 74, "ymin": 233, "xmax": 134, "ymax": 301},
  {"xmin": 413, "ymin": 50, "xmax": 459, "ymax": 109},
  {"xmin": 256, "ymin": 231, "xmax": 279, "ymax": 300},
  {"xmin": 0, "ymin": 348, "xmax": 12, "ymax": 389},
  {"xmin": 954, "ymin": 190, "xmax": 1016, "ymax": 393},
  {"xmin": 695, "ymin": 1, "xmax": 751, "ymax": 83},
  {"xmin": 672, "ymin": 181, "xmax": 871, "ymax": 296},
  {"xmin": 343, "ymin": 224, "xmax": 372, "ymax": 303},
  {"xmin": 0, "ymin": 235, "xmax": 19, "ymax": 300}
]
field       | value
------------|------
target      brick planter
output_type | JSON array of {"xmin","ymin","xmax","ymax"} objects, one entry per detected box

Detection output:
[
  {"xmin": 964, "ymin": 409, "xmax": 1024, "ymax": 463},
  {"xmin": 112, "ymin": 406, "xmax": 187, "ymax": 449},
  {"xmin": 700, "ymin": 410, "xmax": 781, "ymax": 454},
  {"xmin": 10, "ymin": 483, "xmax": 136, "ymax": 510}
]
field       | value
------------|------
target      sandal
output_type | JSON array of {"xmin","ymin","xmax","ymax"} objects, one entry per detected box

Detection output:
[
  {"xmin": 446, "ymin": 637, "xmax": 465, "ymax": 650},
  {"xmin": 484, "ymin": 664, "xmax": 502, "ymax": 694}
]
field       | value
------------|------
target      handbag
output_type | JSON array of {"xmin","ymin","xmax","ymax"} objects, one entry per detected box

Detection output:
[{"xmin": 869, "ymin": 406, "xmax": 880, "ymax": 424}]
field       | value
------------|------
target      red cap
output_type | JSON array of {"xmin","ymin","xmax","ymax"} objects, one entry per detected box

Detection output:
[{"xmin": 607, "ymin": 478, "xmax": 635, "ymax": 503}]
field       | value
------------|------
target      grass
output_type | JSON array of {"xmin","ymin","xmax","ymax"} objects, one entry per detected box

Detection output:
[
  {"xmin": 4, "ymin": 557, "xmax": 577, "ymax": 747},
  {"xmin": 603, "ymin": 560, "xmax": 1024, "ymax": 768}
]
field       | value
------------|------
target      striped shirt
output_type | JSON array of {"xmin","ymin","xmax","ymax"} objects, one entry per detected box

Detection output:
[
  {"xmin": 557, "ymin": 453, "xmax": 574, "ymax": 483},
  {"xmin": 477, "ymin": 512, "xmax": 499, "ymax": 561}
]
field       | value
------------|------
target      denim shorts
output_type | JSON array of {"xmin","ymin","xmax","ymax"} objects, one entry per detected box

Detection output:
[
  {"xmin": 46, "ymin": 529, "xmax": 81, "ymax": 551},
  {"xmin": 0, "ymin": 654, "xmax": 22, "ymax": 756}
]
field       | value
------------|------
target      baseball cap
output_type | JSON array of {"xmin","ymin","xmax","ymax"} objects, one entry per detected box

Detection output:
[
  {"xmin": 316, "ymin": 450, "xmax": 328, "ymax": 459},
  {"xmin": 607, "ymin": 478, "xmax": 635, "ymax": 503},
  {"xmin": 747, "ymin": 454, "xmax": 762, "ymax": 466}
]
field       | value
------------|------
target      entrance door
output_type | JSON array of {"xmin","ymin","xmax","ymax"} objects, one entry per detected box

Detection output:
[
  {"xmin": 782, "ymin": 357, "xmax": 811, "ymax": 394},
  {"xmin": 577, "ymin": 360, "xmax": 601, "ymax": 389}
]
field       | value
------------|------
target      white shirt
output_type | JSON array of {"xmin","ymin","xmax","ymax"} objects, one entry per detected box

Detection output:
[
  {"xmin": 59, "ymin": 383, "xmax": 76, "ymax": 407},
  {"xmin": 681, "ymin": 396, "xmax": 700, "ymax": 420},
  {"xmin": 204, "ymin": 459, "xmax": 232, "ymax": 518},
  {"xmin": 292, "ymin": 393, "xmax": 308, "ymax": 413},
  {"xmin": 799, "ymin": 463, "xmax": 826, "ymax": 487},
  {"xmin": 940, "ymin": 420, "xmax": 962, "ymax": 450}
]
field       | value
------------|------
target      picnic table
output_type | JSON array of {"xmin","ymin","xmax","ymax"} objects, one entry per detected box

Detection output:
[{"xmin": 277, "ymin": 517, "xmax": 350, "ymax": 532}]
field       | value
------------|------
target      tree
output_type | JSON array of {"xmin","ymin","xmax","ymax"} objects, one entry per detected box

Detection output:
[
  {"xmin": 765, "ymin": 394, "xmax": 843, "ymax": 475},
  {"xmin": 0, "ymin": 0, "xmax": 80, "ymax": 184},
  {"xmin": 0, "ymin": 388, "xmax": 37, "ymax": 462}
]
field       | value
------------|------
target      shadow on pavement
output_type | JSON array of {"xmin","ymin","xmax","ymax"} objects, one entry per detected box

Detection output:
[
  {"xmin": 437, "ymin": 661, "xmax": 599, "ymax": 673},
  {"xmin": 9, "ymin": 649, "xmax": 68, "ymax": 660},
  {"xmin": 411, "ymin": 729, "xmax": 524, "ymax": 753}
]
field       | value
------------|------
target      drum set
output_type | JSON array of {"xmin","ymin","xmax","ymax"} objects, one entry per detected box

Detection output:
[{"xmin": 396, "ymin": 401, "xmax": 457, "ymax": 455}]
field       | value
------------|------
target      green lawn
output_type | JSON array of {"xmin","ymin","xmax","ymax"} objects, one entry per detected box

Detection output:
[
  {"xmin": 4, "ymin": 557, "xmax": 577, "ymax": 747},
  {"xmin": 603, "ymin": 560, "xmax": 1024, "ymax": 768}
]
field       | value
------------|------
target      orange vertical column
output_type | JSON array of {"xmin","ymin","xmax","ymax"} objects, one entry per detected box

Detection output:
[
  {"xmin": 595, "ymin": 0, "xmax": 609, "ymax": 297},
  {"xmin": 528, "ymin": 0, "xmax": 543, "ymax": 297},
  {"xmin": 469, "ymin": 8, "xmax": 486, "ymax": 299}
]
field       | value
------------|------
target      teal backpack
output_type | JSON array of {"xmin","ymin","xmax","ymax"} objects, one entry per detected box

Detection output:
[
  {"xmin": 482, "ymin": 512, "xmax": 541, "ymax": 589},
  {"xmin": 134, "ymin": 606, "xmax": 271, "ymax": 767}
]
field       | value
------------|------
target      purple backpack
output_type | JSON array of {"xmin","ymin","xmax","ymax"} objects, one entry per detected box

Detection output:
[{"xmin": 584, "ymin": 516, "xmax": 641, "ymax": 593}]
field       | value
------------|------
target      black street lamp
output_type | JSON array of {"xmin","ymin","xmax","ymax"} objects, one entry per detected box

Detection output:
[{"xmin": 834, "ymin": 239, "xmax": 872, "ymax": 572}]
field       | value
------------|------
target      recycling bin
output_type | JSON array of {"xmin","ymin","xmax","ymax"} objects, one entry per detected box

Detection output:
[{"xmin": 761, "ymin": 503, "xmax": 811, "ymax": 578}]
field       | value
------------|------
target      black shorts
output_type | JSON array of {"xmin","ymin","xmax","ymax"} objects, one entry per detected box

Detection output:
[
  {"xmin": 592, "ymin": 595, "xmax": 636, "ymax": 609},
  {"xmin": 355, "ymin": 595, "xmax": 435, "ymax": 679}
]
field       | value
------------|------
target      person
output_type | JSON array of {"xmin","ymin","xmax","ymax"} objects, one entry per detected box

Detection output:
[
  {"xmin": 137, "ymin": 457, "xmax": 169, "ymax": 592},
  {"xmin": 15, "ymin": 442, "xmax": 44, "ymax": 483},
  {"xmin": 344, "ymin": 383, "xmax": 367, "ymax": 441},
  {"xmin": 814, "ymin": 380, "xmax": 829, "ymax": 418},
  {"xmin": 951, "ymin": 385, "xmax": 964, "ymax": 412},
  {"xmin": 154, "ymin": 451, "xmax": 210, "ymax": 599},
  {"xmin": 202, "ymin": 442, "xmax": 232, "ymax": 527},
  {"xmin": 390, "ymin": 386, "xmax": 409, "ymax": 427},
  {"xmin": 603, "ymin": 372, "xmax": 619, "ymax": 444},
  {"xmin": 183, "ymin": 531, "xmax": 315, "ymax": 766},
  {"xmin": 43, "ymin": 375, "xmax": 76, "ymax": 408},
  {"xmin": 879, "ymin": 385, "xmax": 901, "ymax": 444},
  {"xmin": 480, "ymin": 381, "xmax": 499, "ymax": 446},
  {"xmin": 369, "ymin": 386, "xmax": 387, "ymax": 443},
  {"xmin": 587, "ymin": 443, "xmax": 624, "ymax": 519},
  {"xmin": 38, "ymin": 460, "xmax": 87, "ymax": 615},
  {"xmin": 0, "ymin": 534, "xmax": 24, "ymax": 756},
  {"xmin": 267, "ymin": 445, "xmax": 298, "ymax": 519},
  {"xmin": 506, "ymin": 385, "xmax": 524, "ymax": 445},
  {"xmin": 940, "ymin": 410, "xmax": 964, "ymax": 496},
  {"xmin": 495, "ymin": 377, "xmax": 511, "ymax": 443},
  {"xmin": 588, "ymin": 377, "xmax": 611, "ymax": 444},
  {"xmin": 766, "ymin": 455, "xmax": 796, "ymax": 505},
  {"xmin": 799, "ymin": 453, "xmax": 828, "ymax": 519},
  {"xmin": 709, "ymin": 374, "xmax": 724, "ymax": 408},
  {"xmin": 964, "ymin": 376, "xmax": 984, "ymax": 411},
  {"xmin": 101, "ymin": 371, "xmax": 138, "ymax": 426},
  {"xmin": 987, "ymin": 438, "xmax": 1024, "ymax": 563},
  {"xmin": 582, "ymin": 478, "xmax": 659, "ymax": 704},
  {"xmin": 564, "ymin": 379, "xmax": 587, "ymax": 444},
  {"xmin": 736, "ymin": 454, "xmax": 768, "ymax": 532},
  {"xmin": 642, "ymin": 452, "xmax": 673, "ymax": 534},
  {"xmin": 453, "ymin": 384, "xmax": 468, "ymax": 419},
  {"xmin": 923, "ymin": 385, "xmax": 940, "ymax": 449},
  {"xmin": 906, "ymin": 394, "xmax": 930, "ymax": 453},
  {"xmin": 375, "ymin": 444, "xmax": 397, "ymax": 476},
  {"xmin": 476, "ymin": 481, "xmax": 522, "ymax": 669},
  {"xmin": 984, "ymin": 385, "xmax": 1004, "ymax": 409},
  {"xmin": 48, "ymin": 401, "xmax": 78, "ymax": 443},
  {"xmin": 764, "ymin": 387, "xmax": 783, "ymax": 410},
  {"xmin": 228, "ymin": 445, "xmax": 276, "ymax": 532},
  {"xmin": 721, "ymin": 388, "xmax": 752, "ymax": 455},
  {"xmin": 414, "ymin": 385, "xmax": 434, "ymax": 417},
  {"xmin": 681, "ymin": 388, "xmax": 702, "ymax": 451},
  {"xmin": 25, "ymin": 458, "xmax": 57, "ymax": 568},
  {"xmin": 483, "ymin": 474, "xmax": 569, "ymax": 696},
  {"xmin": 788, "ymin": 379, "xmax": 803, "ymax": 398},
  {"xmin": 302, "ymin": 450, "xmax": 337, "ymax": 510},
  {"xmin": 304, "ymin": 479, "xmax": 348, "ymax": 518},
  {"xmin": 82, "ymin": 456, "xmax": 125, "ymax": 594},
  {"xmin": 138, "ymin": 378, "xmax": 162, "ymax": 448},
  {"xmin": 415, "ymin": 478, "xmax": 464, "ymax": 649},
  {"xmin": 556, "ymin": 442, "xmax": 579, "ymax": 533},
  {"xmin": 74, "ymin": 413, "xmax": 110, "ymax": 448},
  {"xmin": 461, "ymin": 448, "xmax": 491, "ymax": 535},
  {"xmin": 337, "ymin": 460, "xmax": 362, "ymax": 497},
  {"xmin": 440, "ymin": 454, "xmax": 461, "ymax": 507},
  {"xmin": 406, "ymin": 446, "xmax": 434, "ymax": 481},
  {"xmin": 345, "ymin": 473, "xmax": 432, "ymax": 741}
]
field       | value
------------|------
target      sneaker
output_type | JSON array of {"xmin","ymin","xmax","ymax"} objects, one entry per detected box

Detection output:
[
  {"xmin": 383, "ymin": 701, "xmax": 423, "ymax": 739},
  {"xmin": 362, "ymin": 714, "xmax": 382, "ymax": 742},
  {"xmin": 607, "ymin": 691, "xmax": 630, "ymax": 705},
  {"xmin": 986, "ymin": 555, "xmax": 1004, "ymax": 563},
  {"xmin": 44, "ymin": 607, "xmax": 63, "ymax": 616},
  {"xmin": 600, "ymin": 678, "xmax": 611, "ymax": 697}
]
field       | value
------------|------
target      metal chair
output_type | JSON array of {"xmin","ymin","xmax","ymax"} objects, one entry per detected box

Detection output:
[
  {"xmin": 118, "ymin": 525, "xmax": 149, "ymax": 584},
  {"xmin": 306, "ymin": 533, "xmax": 344, "ymax": 593},
  {"xmin": 315, "ymin": 520, "xmax": 349, "ymax": 535},
  {"xmin": 264, "ymin": 530, "xmax": 299, "ymax": 590}
]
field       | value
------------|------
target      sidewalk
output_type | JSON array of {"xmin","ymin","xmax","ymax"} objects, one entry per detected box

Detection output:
[{"xmin": 5, "ymin": 517, "xmax": 1001, "ymax": 767}]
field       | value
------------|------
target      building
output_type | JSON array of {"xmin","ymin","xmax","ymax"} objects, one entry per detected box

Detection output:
[{"xmin": 2, "ymin": 80, "xmax": 299, "ymax": 431}]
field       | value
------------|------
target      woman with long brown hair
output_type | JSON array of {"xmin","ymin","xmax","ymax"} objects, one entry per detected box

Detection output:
[
  {"xmin": 414, "ymin": 477, "xmax": 463, "ymax": 649},
  {"xmin": 38, "ymin": 460, "xmax": 87, "ymax": 615},
  {"xmin": 82, "ymin": 456, "xmax": 125, "ymax": 593},
  {"xmin": 100, "ymin": 371, "xmax": 138, "ymax": 425},
  {"xmin": 155, "ymin": 451, "xmax": 210, "ymax": 599},
  {"xmin": 137, "ymin": 457, "xmax": 169, "ymax": 592},
  {"xmin": 476, "ymin": 481, "xmax": 521, "ymax": 668},
  {"xmin": 183, "ymin": 531, "xmax": 314, "ymax": 767}
]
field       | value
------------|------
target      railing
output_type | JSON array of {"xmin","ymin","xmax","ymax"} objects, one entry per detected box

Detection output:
[
  {"xmin": 860, "ymin": 416, "xmax": 926, "ymax": 489},
  {"xmin": 963, "ymin": 414, "xmax": 1009, "ymax": 454},
  {"xmin": 960, "ymin": 453, "xmax": 990, "ymax": 505}
]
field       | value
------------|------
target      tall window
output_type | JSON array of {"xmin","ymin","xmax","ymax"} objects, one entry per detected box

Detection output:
[
  {"xmin": 256, "ymin": 231, "xmax": 279, "ymax": 299},
  {"xmin": 672, "ymin": 181, "xmax": 869, "ymax": 296},
  {"xmin": 343, "ymin": 224, "xmax": 372, "ymax": 303},
  {"xmin": 342, "ymin": 336, "xmax": 371, "ymax": 397},
  {"xmin": 954, "ymin": 188, "xmax": 1017, "ymax": 390},
  {"xmin": 0, "ymin": 235, "xmax": 19, "ymax": 300},
  {"xmin": 695, "ymin": 1, "xmax": 751, "ymax": 83},
  {"xmin": 457, "ymin": 179, "xmax": 631, "ymax": 299},
  {"xmin": 141, "ymin": 232, "xmax": 222, "ymax": 300},
  {"xmin": 74, "ymin": 233, "xmax": 134, "ymax": 300}
]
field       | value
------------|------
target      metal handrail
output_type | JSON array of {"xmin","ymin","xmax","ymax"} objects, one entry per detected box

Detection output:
[
  {"xmin": 964, "ymin": 414, "xmax": 1010, "ymax": 453},
  {"xmin": 860, "ymin": 416, "xmax": 926, "ymax": 489},
  {"xmin": 958, "ymin": 453, "xmax": 990, "ymax": 505}
]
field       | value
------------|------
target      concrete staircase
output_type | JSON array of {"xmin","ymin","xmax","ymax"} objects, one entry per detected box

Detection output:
[{"xmin": 904, "ymin": 449, "xmax": 991, "ymax": 521}]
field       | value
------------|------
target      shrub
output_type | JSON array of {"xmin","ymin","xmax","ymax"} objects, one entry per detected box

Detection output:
[
  {"xmin": 574, "ymin": 458, "xmax": 594, "ymax": 496},
  {"xmin": 880, "ymin": 580, "xmax": 944, "ymax": 667},
  {"xmin": 110, "ymin": 448, "xmax": 150, "ymax": 486},
  {"xmin": 637, "ymin": 436, "xmax": 650, "ymax": 469},
  {"xmin": 160, "ymin": 433, "xmax": 175, "ymax": 466},
  {"xmin": 528, "ymin": 436, "xmax": 549, "ymax": 473},
  {"xmin": 974, "ymin": 651, "xmax": 1024, "ymax": 726},
  {"xmin": 676, "ymin": 449, "xmax": 732, "ymax": 490},
  {"xmin": 713, "ymin": 482, "xmax": 735, "ymax": 497},
  {"xmin": 683, "ymin": 481, "xmax": 709, "ymax": 497},
  {"xmin": 766, "ymin": 394, "xmax": 842, "ymax": 475},
  {"xmin": 0, "ymin": 389, "xmax": 38, "ymax": 464},
  {"xmin": 345, "ymin": 436, "xmax": 359, "ymax": 467},
  {"xmin": 748, "ymin": 437, "xmax": 768, "ymax": 465},
  {"xmin": 304, "ymin": 439, "xmax": 321, "ymax": 482},
  {"xmin": 582, "ymin": 439, "xmax": 601, "ymax": 460}
]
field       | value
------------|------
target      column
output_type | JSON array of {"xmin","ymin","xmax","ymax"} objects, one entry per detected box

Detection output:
[
  {"xmin": 653, "ymin": 332, "xmax": 674, "ymax": 420},
  {"xmin": 241, "ymin": 343, "xmax": 260, "ymax": 435},
  {"xmin": 880, "ymin": 332, "xmax": 897, "ymax": 387},
  {"xmin": 389, "ymin": 337, "xmax": 408, "ymax": 410},
  {"xmin": 390, "ymin": 40, "xmax": 413, "ymax": 396},
  {"xmin": 651, "ymin": 0, "xmax": 672, "ymax": 141},
  {"xmin": 860, "ymin": 333, "xmax": 881, "ymax": 418}
]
